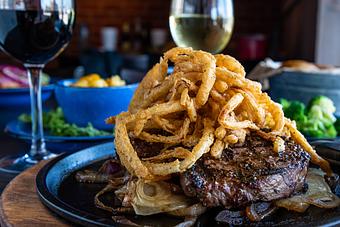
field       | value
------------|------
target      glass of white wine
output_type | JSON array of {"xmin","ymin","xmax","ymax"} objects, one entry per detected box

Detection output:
[{"xmin": 169, "ymin": 0, "xmax": 234, "ymax": 53}]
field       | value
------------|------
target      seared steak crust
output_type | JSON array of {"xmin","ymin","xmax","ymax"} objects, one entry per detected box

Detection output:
[
  {"xmin": 180, "ymin": 135, "xmax": 310, "ymax": 208},
  {"xmin": 130, "ymin": 137, "xmax": 163, "ymax": 158}
]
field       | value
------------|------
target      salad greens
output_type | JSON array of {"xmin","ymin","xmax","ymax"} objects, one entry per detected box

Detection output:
[
  {"xmin": 19, "ymin": 108, "xmax": 111, "ymax": 137},
  {"xmin": 280, "ymin": 96, "xmax": 338, "ymax": 138}
]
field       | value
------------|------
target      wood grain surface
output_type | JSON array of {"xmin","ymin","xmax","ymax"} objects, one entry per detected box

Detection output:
[{"xmin": 0, "ymin": 160, "xmax": 72, "ymax": 227}]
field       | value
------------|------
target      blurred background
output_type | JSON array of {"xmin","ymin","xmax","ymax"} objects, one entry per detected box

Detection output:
[
  {"xmin": 1, "ymin": 0, "xmax": 340, "ymax": 175},
  {"xmin": 1, "ymin": 0, "xmax": 337, "ymax": 77}
]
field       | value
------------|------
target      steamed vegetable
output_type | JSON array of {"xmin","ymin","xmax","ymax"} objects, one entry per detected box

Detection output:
[
  {"xmin": 19, "ymin": 108, "xmax": 110, "ymax": 137},
  {"xmin": 280, "ymin": 96, "xmax": 337, "ymax": 138},
  {"xmin": 280, "ymin": 99, "xmax": 307, "ymax": 129},
  {"xmin": 334, "ymin": 118, "xmax": 340, "ymax": 134},
  {"xmin": 308, "ymin": 96, "xmax": 337, "ymax": 123}
]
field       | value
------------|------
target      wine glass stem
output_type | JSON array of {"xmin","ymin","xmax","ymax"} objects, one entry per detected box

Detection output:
[{"xmin": 26, "ymin": 65, "xmax": 47, "ymax": 161}]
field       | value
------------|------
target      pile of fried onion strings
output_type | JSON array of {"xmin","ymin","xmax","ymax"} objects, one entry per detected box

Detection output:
[{"xmin": 86, "ymin": 47, "xmax": 339, "ymax": 224}]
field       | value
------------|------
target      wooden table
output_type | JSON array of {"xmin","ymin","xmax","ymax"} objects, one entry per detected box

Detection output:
[{"xmin": 0, "ymin": 160, "xmax": 72, "ymax": 227}]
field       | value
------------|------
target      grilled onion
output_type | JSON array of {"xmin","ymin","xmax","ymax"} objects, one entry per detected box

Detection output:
[
  {"xmin": 168, "ymin": 203, "xmax": 207, "ymax": 217},
  {"xmin": 130, "ymin": 179, "xmax": 191, "ymax": 215},
  {"xmin": 245, "ymin": 202, "xmax": 277, "ymax": 222},
  {"xmin": 275, "ymin": 168, "xmax": 340, "ymax": 212}
]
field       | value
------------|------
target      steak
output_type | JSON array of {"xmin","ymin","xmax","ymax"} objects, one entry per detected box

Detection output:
[
  {"xmin": 130, "ymin": 137, "xmax": 164, "ymax": 158},
  {"xmin": 180, "ymin": 134, "xmax": 310, "ymax": 208}
]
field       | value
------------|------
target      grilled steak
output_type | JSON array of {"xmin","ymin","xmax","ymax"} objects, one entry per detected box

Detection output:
[
  {"xmin": 130, "ymin": 137, "xmax": 164, "ymax": 158},
  {"xmin": 180, "ymin": 134, "xmax": 310, "ymax": 208}
]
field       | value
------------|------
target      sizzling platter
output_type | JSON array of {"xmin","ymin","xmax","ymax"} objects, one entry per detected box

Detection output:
[
  {"xmin": 38, "ymin": 47, "xmax": 340, "ymax": 226},
  {"xmin": 36, "ymin": 143, "xmax": 340, "ymax": 226}
]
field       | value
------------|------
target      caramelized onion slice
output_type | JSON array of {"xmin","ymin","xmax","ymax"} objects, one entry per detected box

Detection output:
[
  {"xmin": 245, "ymin": 202, "xmax": 277, "ymax": 222},
  {"xmin": 275, "ymin": 198, "xmax": 310, "ymax": 213},
  {"xmin": 168, "ymin": 203, "xmax": 207, "ymax": 217},
  {"xmin": 276, "ymin": 168, "xmax": 340, "ymax": 212},
  {"xmin": 131, "ymin": 179, "xmax": 191, "ymax": 215}
]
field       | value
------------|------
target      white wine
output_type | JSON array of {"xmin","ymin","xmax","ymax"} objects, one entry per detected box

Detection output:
[{"xmin": 169, "ymin": 14, "xmax": 234, "ymax": 53}]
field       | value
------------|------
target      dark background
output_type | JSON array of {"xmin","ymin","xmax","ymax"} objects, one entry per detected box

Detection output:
[{"xmin": 0, "ymin": 0, "xmax": 318, "ymax": 76}]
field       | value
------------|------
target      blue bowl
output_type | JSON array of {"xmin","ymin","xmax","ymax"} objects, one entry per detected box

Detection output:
[
  {"xmin": 54, "ymin": 79, "xmax": 138, "ymax": 130},
  {"xmin": 0, "ymin": 85, "xmax": 54, "ymax": 107}
]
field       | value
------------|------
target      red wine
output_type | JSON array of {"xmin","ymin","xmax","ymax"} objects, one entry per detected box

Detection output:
[{"xmin": 0, "ymin": 9, "xmax": 75, "ymax": 65}]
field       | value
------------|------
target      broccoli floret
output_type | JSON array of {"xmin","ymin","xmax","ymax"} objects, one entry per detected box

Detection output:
[
  {"xmin": 302, "ymin": 96, "xmax": 337, "ymax": 138},
  {"xmin": 281, "ymin": 96, "xmax": 337, "ymax": 138},
  {"xmin": 334, "ymin": 118, "xmax": 340, "ymax": 136},
  {"xmin": 307, "ymin": 95, "xmax": 336, "ymax": 123},
  {"xmin": 301, "ymin": 120, "xmax": 324, "ymax": 138},
  {"xmin": 301, "ymin": 119, "xmax": 337, "ymax": 138},
  {"xmin": 280, "ymin": 98, "xmax": 291, "ymax": 111},
  {"xmin": 308, "ymin": 105, "xmax": 334, "ymax": 125},
  {"xmin": 280, "ymin": 99, "xmax": 307, "ymax": 123},
  {"xmin": 325, "ymin": 124, "xmax": 337, "ymax": 138}
]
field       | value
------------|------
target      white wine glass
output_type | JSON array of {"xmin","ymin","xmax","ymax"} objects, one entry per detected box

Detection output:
[{"xmin": 169, "ymin": 0, "xmax": 234, "ymax": 53}]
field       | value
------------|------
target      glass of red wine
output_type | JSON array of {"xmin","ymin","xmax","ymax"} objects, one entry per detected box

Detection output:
[{"xmin": 0, "ymin": 0, "xmax": 75, "ymax": 173}]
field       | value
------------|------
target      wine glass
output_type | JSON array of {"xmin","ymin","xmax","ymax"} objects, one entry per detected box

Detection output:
[
  {"xmin": 169, "ymin": 0, "xmax": 234, "ymax": 53},
  {"xmin": 0, "ymin": 0, "xmax": 75, "ymax": 173}
]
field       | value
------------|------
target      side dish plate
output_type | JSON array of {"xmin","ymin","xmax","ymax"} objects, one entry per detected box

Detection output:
[{"xmin": 5, "ymin": 120, "xmax": 113, "ymax": 153}]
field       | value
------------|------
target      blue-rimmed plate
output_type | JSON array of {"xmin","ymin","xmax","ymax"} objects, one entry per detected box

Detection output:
[{"xmin": 5, "ymin": 120, "xmax": 113, "ymax": 153}]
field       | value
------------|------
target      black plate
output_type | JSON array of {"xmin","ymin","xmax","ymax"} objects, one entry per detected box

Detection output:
[{"xmin": 36, "ymin": 143, "xmax": 340, "ymax": 226}]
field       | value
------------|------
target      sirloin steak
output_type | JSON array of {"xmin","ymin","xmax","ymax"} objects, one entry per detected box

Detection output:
[{"xmin": 180, "ymin": 134, "xmax": 310, "ymax": 208}]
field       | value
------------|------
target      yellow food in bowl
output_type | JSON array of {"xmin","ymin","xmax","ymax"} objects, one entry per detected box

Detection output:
[
  {"xmin": 107, "ymin": 76, "xmax": 126, "ymax": 86},
  {"xmin": 72, "ymin": 74, "xmax": 126, "ymax": 88}
]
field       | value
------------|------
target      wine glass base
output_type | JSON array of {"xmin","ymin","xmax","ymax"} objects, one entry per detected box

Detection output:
[{"xmin": 0, "ymin": 152, "xmax": 57, "ymax": 174}]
